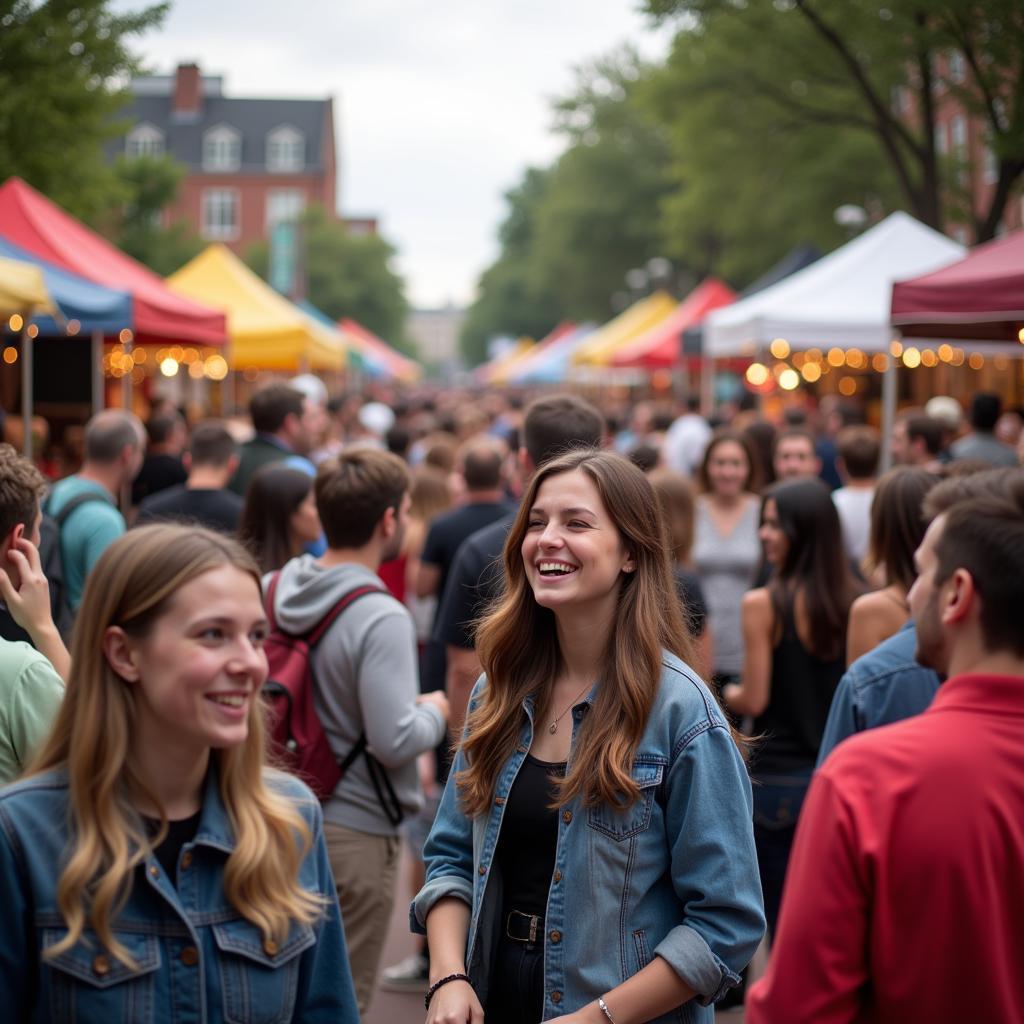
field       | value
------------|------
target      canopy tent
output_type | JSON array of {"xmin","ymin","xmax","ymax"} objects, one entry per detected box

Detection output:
[
  {"xmin": 705, "ymin": 213, "xmax": 965, "ymax": 356},
  {"xmin": 891, "ymin": 229, "xmax": 1024, "ymax": 342},
  {"xmin": 168, "ymin": 245, "xmax": 343, "ymax": 371},
  {"xmin": 571, "ymin": 291, "xmax": 679, "ymax": 366},
  {"xmin": 0, "ymin": 178, "xmax": 225, "ymax": 346},
  {"xmin": 478, "ymin": 337, "xmax": 536, "ymax": 385},
  {"xmin": 298, "ymin": 299, "xmax": 393, "ymax": 376},
  {"xmin": 507, "ymin": 323, "xmax": 598, "ymax": 384},
  {"xmin": 0, "ymin": 256, "xmax": 56, "ymax": 318},
  {"xmin": 337, "ymin": 318, "xmax": 422, "ymax": 382},
  {"xmin": 611, "ymin": 279, "xmax": 736, "ymax": 369},
  {"xmin": 0, "ymin": 237, "xmax": 131, "ymax": 335}
]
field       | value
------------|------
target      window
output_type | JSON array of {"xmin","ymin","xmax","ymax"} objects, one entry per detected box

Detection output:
[
  {"xmin": 266, "ymin": 189, "xmax": 306, "ymax": 229},
  {"xmin": 950, "ymin": 115, "xmax": 967, "ymax": 152},
  {"xmin": 201, "ymin": 189, "xmax": 239, "ymax": 240},
  {"xmin": 947, "ymin": 50, "xmax": 966, "ymax": 85},
  {"xmin": 982, "ymin": 131, "xmax": 999, "ymax": 184},
  {"xmin": 203, "ymin": 125, "xmax": 241, "ymax": 172},
  {"xmin": 266, "ymin": 126, "xmax": 305, "ymax": 172},
  {"xmin": 125, "ymin": 123, "xmax": 164, "ymax": 158},
  {"xmin": 934, "ymin": 122, "xmax": 948, "ymax": 155}
]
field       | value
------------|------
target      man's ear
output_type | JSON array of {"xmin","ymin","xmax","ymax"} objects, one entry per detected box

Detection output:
[
  {"xmin": 181, "ymin": 452, "xmax": 192, "ymax": 473},
  {"xmin": 940, "ymin": 568, "xmax": 976, "ymax": 627},
  {"xmin": 103, "ymin": 626, "xmax": 141, "ymax": 683},
  {"xmin": 379, "ymin": 505, "xmax": 397, "ymax": 540}
]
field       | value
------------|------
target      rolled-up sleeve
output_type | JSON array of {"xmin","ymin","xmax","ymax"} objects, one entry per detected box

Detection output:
[{"xmin": 655, "ymin": 722, "xmax": 766, "ymax": 1004}]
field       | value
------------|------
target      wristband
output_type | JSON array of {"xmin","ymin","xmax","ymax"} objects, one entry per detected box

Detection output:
[
  {"xmin": 424, "ymin": 972, "xmax": 472, "ymax": 1009},
  {"xmin": 598, "ymin": 996, "xmax": 617, "ymax": 1023}
]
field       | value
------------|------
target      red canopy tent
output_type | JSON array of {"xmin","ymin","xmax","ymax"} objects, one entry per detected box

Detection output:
[
  {"xmin": 610, "ymin": 278, "xmax": 736, "ymax": 368},
  {"xmin": 0, "ymin": 178, "xmax": 226, "ymax": 346},
  {"xmin": 891, "ymin": 229, "xmax": 1024, "ymax": 342}
]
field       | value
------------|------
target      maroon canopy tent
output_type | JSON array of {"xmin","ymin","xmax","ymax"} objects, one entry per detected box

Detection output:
[{"xmin": 891, "ymin": 229, "xmax": 1024, "ymax": 342}]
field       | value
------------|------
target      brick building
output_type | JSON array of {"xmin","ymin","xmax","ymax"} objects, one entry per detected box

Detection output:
[{"xmin": 110, "ymin": 64, "xmax": 338, "ymax": 255}]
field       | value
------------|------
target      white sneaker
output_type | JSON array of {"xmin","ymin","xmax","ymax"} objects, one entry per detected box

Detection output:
[{"xmin": 379, "ymin": 952, "xmax": 430, "ymax": 993}]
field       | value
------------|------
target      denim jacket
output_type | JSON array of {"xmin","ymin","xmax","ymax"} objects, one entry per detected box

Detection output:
[
  {"xmin": 0, "ymin": 765, "xmax": 357, "ymax": 1024},
  {"xmin": 413, "ymin": 653, "xmax": 765, "ymax": 1023},
  {"xmin": 816, "ymin": 620, "xmax": 941, "ymax": 768}
]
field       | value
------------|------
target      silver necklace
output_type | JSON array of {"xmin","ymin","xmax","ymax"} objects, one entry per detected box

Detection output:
[{"xmin": 548, "ymin": 683, "xmax": 591, "ymax": 734}]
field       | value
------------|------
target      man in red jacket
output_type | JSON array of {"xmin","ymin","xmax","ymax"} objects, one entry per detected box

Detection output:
[{"xmin": 747, "ymin": 475, "xmax": 1024, "ymax": 1024}]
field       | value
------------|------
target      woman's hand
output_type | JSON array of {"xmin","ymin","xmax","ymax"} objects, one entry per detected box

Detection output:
[{"xmin": 425, "ymin": 979, "xmax": 484, "ymax": 1024}]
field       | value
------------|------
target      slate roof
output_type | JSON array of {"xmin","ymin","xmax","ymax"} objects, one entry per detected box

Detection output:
[{"xmin": 108, "ymin": 93, "xmax": 330, "ymax": 172}]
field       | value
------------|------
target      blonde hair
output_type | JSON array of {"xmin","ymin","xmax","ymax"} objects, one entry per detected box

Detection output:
[
  {"xmin": 459, "ymin": 449, "xmax": 697, "ymax": 816},
  {"xmin": 30, "ymin": 525, "xmax": 324, "ymax": 968}
]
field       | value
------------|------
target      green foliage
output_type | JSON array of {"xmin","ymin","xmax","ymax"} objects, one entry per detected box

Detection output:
[
  {"xmin": 0, "ymin": 0, "xmax": 169, "ymax": 223},
  {"xmin": 248, "ymin": 206, "xmax": 412, "ymax": 356}
]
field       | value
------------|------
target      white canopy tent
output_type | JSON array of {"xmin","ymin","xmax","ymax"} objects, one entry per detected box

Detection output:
[{"xmin": 704, "ymin": 212, "xmax": 965, "ymax": 357}]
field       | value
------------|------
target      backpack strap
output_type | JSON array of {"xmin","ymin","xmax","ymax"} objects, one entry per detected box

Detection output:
[
  {"xmin": 306, "ymin": 583, "xmax": 389, "ymax": 647},
  {"xmin": 47, "ymin": 490, "xmax": 116, "ymax": 528}
]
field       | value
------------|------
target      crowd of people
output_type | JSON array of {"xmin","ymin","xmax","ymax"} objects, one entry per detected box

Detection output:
[{"xmin": 0, "ymin": 376, "xmax": 1022, "ymax": 1023}]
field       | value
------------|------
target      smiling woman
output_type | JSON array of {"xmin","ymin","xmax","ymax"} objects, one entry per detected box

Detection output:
[{"xmin": 0, "ymin": 524, "xmax": 358, "ymax": 1024}]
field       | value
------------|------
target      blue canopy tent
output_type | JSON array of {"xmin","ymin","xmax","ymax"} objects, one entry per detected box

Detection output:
[{"xmin": 297, "ymin": 300, "xmax": 389, "ymax": 378}]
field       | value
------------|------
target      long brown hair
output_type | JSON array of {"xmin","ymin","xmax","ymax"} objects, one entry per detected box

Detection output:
[
  {"xmin": 30, "ymin": 525, "xmax": 324, "ymax": 968},
  {"xmin": 458, "ymin": 449, "xmax": 695, "ymax": 816}
]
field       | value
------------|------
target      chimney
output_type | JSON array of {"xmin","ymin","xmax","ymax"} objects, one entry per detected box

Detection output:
[{"xmin": 172, "ymin": 63, "xmax": 202, "ymax": 119}]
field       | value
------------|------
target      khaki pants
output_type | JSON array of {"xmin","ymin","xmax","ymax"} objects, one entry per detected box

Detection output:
[{"xmin": 324, "ymin": 821, "xmax": 401, "ymax": 1015}]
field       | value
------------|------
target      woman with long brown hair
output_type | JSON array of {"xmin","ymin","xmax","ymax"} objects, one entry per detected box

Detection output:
[
  {"xmin": 0, "ymin": 524, "xmax": 357, "ymax": 1023},
  {"xmin": 414, "ymin": 449, "xmax": 764, "ymax": 1024}
]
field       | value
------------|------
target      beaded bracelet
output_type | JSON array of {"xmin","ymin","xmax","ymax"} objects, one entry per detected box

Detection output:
[{"xmin": 424, "ymin": 972, "xmax": 472, "ymax": 1009}]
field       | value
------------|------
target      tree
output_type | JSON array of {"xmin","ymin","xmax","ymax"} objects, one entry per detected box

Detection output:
[
  {"xmin": 107, "ymin": 154, "xmax": 204, "ymax": 276},
  {"xmin": 644, "ymin": 0, "xmax": 1024, "ymax": 241},
  {"xmin": 0, "ymin": 0, "xmax": 169, "ymax": 223},
  {"xmin": 248, "ymin": 206, "xmax": 412, "ymax": 355}
]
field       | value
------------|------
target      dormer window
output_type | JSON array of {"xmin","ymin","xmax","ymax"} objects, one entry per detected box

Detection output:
[
  {"xmin": 266, "ymin": 126, "xmax": 305, "ymax": 173},
  {"xmin": 125, "ymin": 122, "xmax": 165, "ymax": 158},
  {"xmin": 203, "ymin": 125, "xmax": 241, "ymax": 172}
]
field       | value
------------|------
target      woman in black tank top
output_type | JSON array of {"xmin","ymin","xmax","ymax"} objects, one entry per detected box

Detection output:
[{"xmin": 723, "ymin": 478, "xmax": 860, "ymax": 939}]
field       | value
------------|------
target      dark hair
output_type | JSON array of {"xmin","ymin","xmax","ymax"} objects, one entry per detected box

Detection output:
[
  {"xmin": 969, "ymin": 392, "xmax": 1002, "ymax": 432},
  {"xmin": 239, "ymin": 465, "xmax": 313, "ymax": 573},
  {"xmin": 461, "ymin": 439, "xmax": 504, "ymax": 490},
  {"xmin": 905, "ymin": 415, "xmax": 943, "ymax": 456},
  {"xmin": 741, "ymin": 420, "xmax": 777, "ymax": 489},
  {"xmin": 868, "ymin": 467, "xmax": 940, "ymax": 590},
  {"xmin": 627, "ymin": 442, "xmax": 660, "ymax": 474},
  {"xmin": 837, "ymin": 426, "xmax": 880, "ymax": 479},
  {"xmin": 249, "ymin": 383, "xmax": 304, "ymax": 435},
  {"xmin": 934, "ymin": 488, "xmax": 1024, "ymax": 657},
  {"xmin": 145, "ymin": 410, "xmax": 183, "ymax": 446},
  {"xmin": 773, "ymin": 427, "xmax": 816, "ymax": 459},
  {"xmin": 315, "ymin": 447, "xmax": 410, "ymax": 549},
  {"xmin": 187, "ymin": 421, "xmax": 237, "ymax": 468},
  {"xmin": 922, "ymin": 467, "xmax": 1024, "ymax": 521},
  {"xmin": 385, "ymin": 424, "xmax": 411, "ymax": 459},
  {"xmin": 698, "ymin": 430, "xmax": 757, "ymax": 493},
  {"xmin": 522, "ymin": 394, "xmax": 605, "ymax": 467},
  {"xmin": 763, "ymin": 477, "xmax": 858, "ymax": 661},
  {"xmin": 85, "ymin": 410, "xmax": 144, "ymax": 464},
  {"xmin": 0, "ymin": 443, "xmax": 45, "ymax": 539}
]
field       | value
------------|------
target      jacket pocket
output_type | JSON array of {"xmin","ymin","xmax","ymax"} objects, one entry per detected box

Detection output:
[
  {"xmin": 213, "ymin": 918, "xmax": 316, "ymax": 1024},
  {"xmin": 42, "ymin": 928, "xmax": 160, "ymax": 1023},
  {"xmin": 632, "ymin": 927, "xmax": 651, "ymax": 972},
  {"xmin": 587, "ymin": 761, "xmax": 664, "ymax": 841}
]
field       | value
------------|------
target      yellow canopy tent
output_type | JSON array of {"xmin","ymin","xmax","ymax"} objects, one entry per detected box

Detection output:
[
  {"xmin": 571, "ymin": 291, "xmax": 678, "ymax": 366},
  {"xmin": 0, "ymin": 256, "xmax": 57, "ymax": 318},
  {"xmin": 483, "ymin": 337, "xmax": 535, "ymax": 385},
  {"xmin": 167, "ymin": 245, "xmax": 345, "ymax": 371}
]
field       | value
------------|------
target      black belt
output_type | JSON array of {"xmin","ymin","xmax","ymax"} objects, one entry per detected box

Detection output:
[{"xmin": 506, "ymin": 909, "xmax": 544, "ymax": 944}]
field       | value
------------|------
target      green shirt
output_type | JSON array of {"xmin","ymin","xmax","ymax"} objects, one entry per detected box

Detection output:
[{"xmin": 0, "ymin": 639, "xmax": 64, "ymax": 785}]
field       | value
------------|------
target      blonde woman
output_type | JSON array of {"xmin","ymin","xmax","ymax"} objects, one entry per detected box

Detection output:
[
  {"xmin": 0, "ymin": 524, "xmax": 357, "ymax": 1023},
  {"xmin": 415, "ymin": 450, "xmax": 763, "ymax": 1024}
]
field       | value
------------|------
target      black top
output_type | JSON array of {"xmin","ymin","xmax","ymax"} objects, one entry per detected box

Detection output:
[
  {"xmin": 132, "ymin": 453, "xmax": 187, "ymax": 506},
  {"xmin": 495, "ymin": 754, "xmax": 566, "ymax": 918},
  {"xmin": 673, "ymin": 568, "xmax": 708, "ymax": 637},
  {"xmin": 422, "ymin": 500, "xmax": 516, "ymax": 602},
  {"xmin": 144, "ymin": 809, "xmax": 203, "ymax": 881},
  {"xmin": 135, "ymin": 485, "xmax": 244, "ymax": 534},
  {"xmin": 433, "ymin": 513, "xmax": 515, "ymax": 650},
  {"xmin": 752, "ymin": 600, "xmax": 844, "ymax": 775}
]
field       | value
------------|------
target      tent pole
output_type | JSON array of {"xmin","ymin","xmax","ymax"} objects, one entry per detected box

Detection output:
[
  {"xmin": 121, "ymin": 338, "xmax": 133, "ymax": 411},
  {"xmin": 92, "ymin": 331, "xmax": 104, "ymax": 416},
  {"xmin": 701, "ymin": 356, "xmax": 714, "ymax": 415},
  {"xmin": 880, "ymin": 348, "xmax": 898, "ymax": 474},
  {"xmin": 20, "ymin": 321, "xmax": 32, "ymax": 460}
]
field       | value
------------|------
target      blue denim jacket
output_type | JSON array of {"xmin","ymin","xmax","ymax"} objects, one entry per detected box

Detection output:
[
  {"xmin": 0, "ymin": 766, "xmax": 357, "ymax": 1024},
  {"xmin": 413, "ymin": 653, "xmax": 765, "ymax": 1023},
  {"xmin": 816, "ymin": 620, "xmax": 941, "ymax": 767}
]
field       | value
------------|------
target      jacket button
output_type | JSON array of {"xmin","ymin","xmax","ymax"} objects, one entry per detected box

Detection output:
[
  {"xmin": 549, "ymin": 930, "xmax": 561, "ymax": 944},
  {"xmin": 478, "ymin": 865, "xmax": 487, "ymax": 875},
  {"xmin": 180, "ymin": 946, "xmax": 199, "ymax": 966},
  {"xmin": 148, "ymin": 865, "xmax": 159, "ymax": 879},
  {"xmin": 552, "ymin": 870, "xmax": 562, "ymax": 883},
  {"xmin": 263, "ymin": 938, "xmax": 279, "ymax": 956},
  {"xmin": 180, "ymin": 851, "xmax": 193, "ymax": 869},
  {"xmin": 92, "ymin": 954, "xmax": 110, "ymax": 977},
  {"xmin": 562, "ymin": 811, "xmax": 572, "ymax": 825},
  {"xmin": 494, "ymin": 796, "xmax": 505, "ymax": 806},
  {"xmin": 551, "ymin": 991, "xmax": 562, "ymax": 1004}
]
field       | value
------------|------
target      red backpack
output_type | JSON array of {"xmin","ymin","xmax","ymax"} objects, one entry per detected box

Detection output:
[{"xmin": 262, "ymin": 574, "xmax": 385, "ymax": 800}]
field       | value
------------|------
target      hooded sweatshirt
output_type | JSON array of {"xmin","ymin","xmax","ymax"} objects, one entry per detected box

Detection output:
[{"xmin": 270, "ymin": 555, "xmax": 446, "ymax": 836}]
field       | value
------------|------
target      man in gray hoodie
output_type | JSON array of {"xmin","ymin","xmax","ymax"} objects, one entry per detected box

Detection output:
[{"xmin": 269, "ymin": 446, "xmax": 449, "ymax": 1014}]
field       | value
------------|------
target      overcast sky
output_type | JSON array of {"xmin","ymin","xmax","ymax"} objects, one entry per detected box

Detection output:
[{"xmin": 117, "ymin": 0, "xmax": 673, "ymax": 308}]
